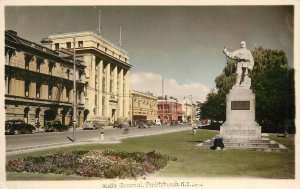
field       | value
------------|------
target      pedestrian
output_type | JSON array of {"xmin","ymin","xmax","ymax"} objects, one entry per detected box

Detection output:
[
  {"xmin": 192, "ymin": 127, "xmax": 197, "ymax": 135},
  {"xmin": 210, "ymin": 135, "xmax": 225, "ymax": 150}
]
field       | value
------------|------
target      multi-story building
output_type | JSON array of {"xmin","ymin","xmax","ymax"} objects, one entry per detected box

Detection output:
[
  {"xmin": 5, "ymin": 30, "xmax": 86, "ymax": 128},
  {"xmin": 182, "ymin": 98, "xmax": 197, "ymax": 123},
  {"xmin": 131, "ymin": 90, "xmax": 157, "ymax": 122},
  {"xmin": 47, "ymin": 31, "xmax": 131, "ymax": 124},
  {"xmin": 157, "ymin": 96, "xmax": 182, "ymax": 123}
]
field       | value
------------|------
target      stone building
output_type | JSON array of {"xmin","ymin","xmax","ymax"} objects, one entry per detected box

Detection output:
[
  {"xmin": 131, "ymin": 90, "xmax": 157, "ymax": 122},
  {"xmin": 5, "ymin": 30, "xmax": 86, "ymax": 128},
  {"xmin": 182, "ymin": 98, "xmax": 197, "ymax": 123},
  {"xmin": 157, "ymin": 96, "xmax": 182, "ymax": 123},
  {"xmin": 47, "ymin": 31, "xmax": 131, "ymax": 124}
]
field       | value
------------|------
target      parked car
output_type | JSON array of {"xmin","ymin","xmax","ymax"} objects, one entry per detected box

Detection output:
[
  {"xmin": 83, "ymin": 120, "xmax": 104, "ymax": 130},
  {"xmin": 5, "ymin": 120, "xmax": 36, "ymax": 135},
  {"xmin": 135, "ymin": 120, "xmax": 153, "ymax": 128},
  {"xmin": 113, "ymin": 119, "xmax": 129, "ymax": 129},
  {"xmin": 44, "ymin": 120, "xmax": 70, "ymax": 132}
]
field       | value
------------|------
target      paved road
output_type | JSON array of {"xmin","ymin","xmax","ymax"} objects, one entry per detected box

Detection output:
[{"xmin": 6, "ymin": 125, "xmax": 191, "ymax": 155}]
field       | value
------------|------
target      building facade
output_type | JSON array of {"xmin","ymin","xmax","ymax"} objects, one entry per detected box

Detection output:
[
  {"xmin": 157, "ymin": 96, "xmax": 182, "ymax": 123},
  {"xmin": 182, "ymin": 99, "xmax": 197, "ymax": 123},
  {"xmin": 131, "ymin": 90, "xmax": 157, "ymax": 122},
  {"xmin": 47, "ymin": 32, "xmax": 131, "ymax": 124},
  {"xmin": 5, "ymin": 30, "xmax": 86, "ymax": 128}
]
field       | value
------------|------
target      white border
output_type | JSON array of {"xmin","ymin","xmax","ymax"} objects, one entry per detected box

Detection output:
[{"xmin": 1, "ymin": 1, "xmax": 299, "ymax": 189}]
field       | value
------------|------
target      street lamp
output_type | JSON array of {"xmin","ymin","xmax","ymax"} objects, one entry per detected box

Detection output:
[{"xmin": 72, "ymin": 37, "xmax": 77, "ymax": 142}]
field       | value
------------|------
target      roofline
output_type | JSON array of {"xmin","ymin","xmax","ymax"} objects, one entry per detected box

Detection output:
[
  {"xmin": 5, "ymin": 30, "xmax": 85, "ymax": 68},
  {"xmin": 48, "ymin": 31, "xmax": 128, "ymax": 55}
]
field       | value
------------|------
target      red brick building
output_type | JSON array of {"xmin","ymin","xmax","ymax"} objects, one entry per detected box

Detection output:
[{"xmin": 157, "ymin": 96, "xmax": 182, "ymax": 123}]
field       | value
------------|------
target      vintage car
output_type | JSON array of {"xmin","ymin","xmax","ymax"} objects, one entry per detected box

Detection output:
[
  {"xmin": 5, "ymin": 120, "xmax": 36, "ymax": 135},
  {"xmin": 44, "ymin": 120, "xmax": 70, "ymax": 132}
]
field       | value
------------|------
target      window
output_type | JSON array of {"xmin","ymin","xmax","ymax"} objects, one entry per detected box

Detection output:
[
  {"xmin": 110, "ymin": 79, "xmax": 113, "ymax": 92},
  {"xmin": 79, "ymin": 70, "xmax": 83, "ymax": 80},
  {"xmin": 95, "ymin": 75, "xmax": 98, "ymax": 89},
  {"xmin": 66, "ymin": 42, "xmax": 71, "ymax": 49},
  {"xmin": 66, "ymin": 88, "xmax": 70, "ymax": 102},
  {"xmin": 84, "ymin": 86, "xmax": 87, "ymax": 97},
  {"xmin": 66, "ymin": 69, "xmax": 70, "ymax": 79},
  {"xmin": 25, "ymin": 81, "xmax": 30, "ymax": 97},
  {"xmin": 36, "ymin": 83, "xmax": 41, "ymax": 98},
  {"xmin": 36, "ymin": 58, "xmax": 43, "ymax": 72},
  {"xmin": 5, "ymin": 77, "xmax": 11, "ymax": 95},
  {"xmin": 24, "ymin": 54, "xmax": 33, "ymax": 70},
  {"xmin": 54, "ymin": 43, "xmax": 59, "ymax": 50},
  {"xmin": 102, "ymin": 77, "xmax": 105, "ymax": 90},
  {"xmin": 49, "ymin": 61, "xmax": 55, "ymax": 75},
  {"xmin": 48, "ymin": 85, "xmax": 53, "ymax": 99},
  {"xmin": 95, "ymin": 95, "xmax": 97, "ymax": 106},
  {"xmin": 79, "ymin": 92, "xmax": 82, "ymax": 103},
  {"xmin": 37, "ymin": 62, "xmax": 41, "ymax": 72},
  {"xmin": 78, "ymin": 41, "xmax": 83, "ymax": 47},
  {"xmin": 5, "ymin": 49, "xmax": 15, "ymax": 65}
]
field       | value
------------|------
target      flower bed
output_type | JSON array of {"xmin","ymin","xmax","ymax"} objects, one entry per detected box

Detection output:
[{"xmin": 6, "ymin": 150, "xmax": 176, "ymax": 179}]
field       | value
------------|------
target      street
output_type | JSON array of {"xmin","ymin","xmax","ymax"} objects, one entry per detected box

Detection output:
[{"xmin": 6, "ymin": 124, "xmax": 191, "ymax": 155}]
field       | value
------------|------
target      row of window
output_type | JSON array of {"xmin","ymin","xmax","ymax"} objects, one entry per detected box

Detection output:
[
  {"xmin": 55, "ymin": 41, "xmax": 83, "ymax": 50},
  {"xmin": 6, "ymin": 53, "xmax": 82, "ymax": 80},
  {"xmin": 5, "ymin": 77, "xmax": 84, "ymax": 102},
  {"xmin": 54, "ymin": 41, "xmax": 128, "ymax": 62}
]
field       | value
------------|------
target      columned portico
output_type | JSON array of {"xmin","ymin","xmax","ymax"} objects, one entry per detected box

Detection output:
[{"xmin": 48, "ymin": 31, "xmax": 132, "ymax": 125}]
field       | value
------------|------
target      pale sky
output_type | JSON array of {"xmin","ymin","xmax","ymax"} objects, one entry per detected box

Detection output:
[{"xmin": 5, "ymin": 6, "xmax": 294, "ymax": 102}]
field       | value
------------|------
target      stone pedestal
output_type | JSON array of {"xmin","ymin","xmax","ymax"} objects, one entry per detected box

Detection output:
[
  {"xmin": 196, "ymin": 86, "xmax": 287, "ymax": 152},
  {"xmin": 220, "ymin": 86, "xmax": 261, "ymax": 140}
]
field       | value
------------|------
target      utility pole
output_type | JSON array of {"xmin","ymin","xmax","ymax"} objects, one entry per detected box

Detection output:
[
  {"xmin": 162, "ymin": 77, "xmax": 164, "ymax": 131},
  {"xmin": 184, "ymin": 97, "xmax": 187, "ymax": 123},
  {"xmin": 175, "ymin": 98, "xmax": 178, "ymax": 122},
  {"xmin": 98, "ymin": 9, "xmax": 102, "ymax": 35},
  {"xmin": 165, "ymin": 95, "xmax": 168, "ymax": 125},
  {"xmin": 190, "ymin": 95, "xmax": 193, "ymax": 125},
  {"xmin": 72, "ymin": 37, "xmax": 77, "ymax": 142},
  {"xmin": 119, "ymin": 24, "xmax": 122, "ymax": 47}
]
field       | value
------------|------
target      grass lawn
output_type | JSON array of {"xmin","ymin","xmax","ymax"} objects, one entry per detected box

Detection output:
[{"xmin": 6, "ymin": 129, "xmax": 295, "ymax": 179}]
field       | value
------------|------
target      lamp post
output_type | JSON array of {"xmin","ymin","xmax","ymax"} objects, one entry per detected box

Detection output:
[
  {"xmin": 72, "ymin": 37, "xmax": 77, "ymax": 142},
  {"xmin": 175, "ymin": 98, "xmax": 178, "ymax": 122},
  {"xmin": 165, "ymin": 95, "xmax": 168, "ymax": 125}
]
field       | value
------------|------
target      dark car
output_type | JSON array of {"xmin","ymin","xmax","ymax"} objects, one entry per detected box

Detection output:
[
  {"xmin": 113, "ymin": 119, "xmax": 129, "ymax": 129},
  {"xmin": 136, "ymin": 120, "xmax": 153, "ymax": 128},
  {"xmin": 83, "ymin": 120, "xmax": 104, "ymax": 130},
  {"xmin": 44, "ymin": 120, "xmax": 70, "ymax": 132},
  {"xmin": 5, "ymin": 120, "xmax": 36, "ymax": 135}
]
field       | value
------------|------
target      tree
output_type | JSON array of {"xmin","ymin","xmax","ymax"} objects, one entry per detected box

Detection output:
[{"xmin": 251, "ymin": 47, "xmax": 295, "ymax": 132}]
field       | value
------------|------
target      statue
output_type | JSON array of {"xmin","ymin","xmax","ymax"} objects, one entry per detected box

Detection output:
[{"xmin": 223, "ymin": 41, "xmax": 254, "ymax": 88}]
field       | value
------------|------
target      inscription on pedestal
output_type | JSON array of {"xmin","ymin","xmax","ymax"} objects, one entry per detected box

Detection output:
[
  {"xmin": 231, "ymin": 101, "xmax": 250, "ymax": 110},
  {"xmin": 223, "ymin": 129, "xmax": 257, "ymax": 136}
]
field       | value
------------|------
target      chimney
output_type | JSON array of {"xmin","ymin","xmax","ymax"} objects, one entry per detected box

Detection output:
[{"xmin": 40, "ymin": 38, "xmax": 53, "ymax": 49}]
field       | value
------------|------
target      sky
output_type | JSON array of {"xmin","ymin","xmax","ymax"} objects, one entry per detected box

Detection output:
[{"xmin": 4, "ymin": 6, "xmax": 294, "ymax": 102}]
